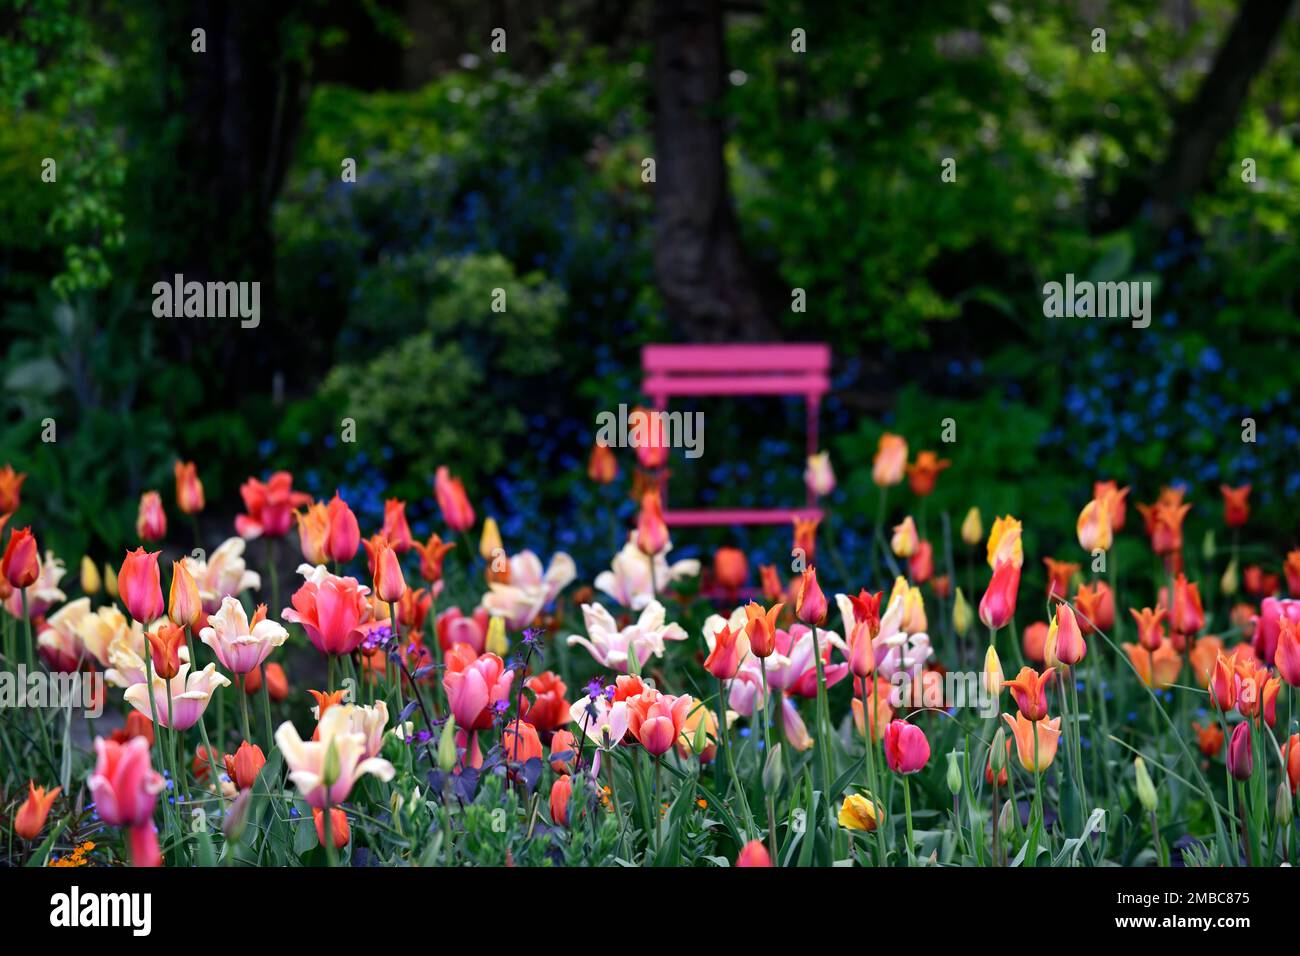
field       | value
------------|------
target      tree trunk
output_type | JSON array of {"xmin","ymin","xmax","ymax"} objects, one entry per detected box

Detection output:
[{"xmin": 652, "ymin": 0, "xmax": 777, "ymax": 341}]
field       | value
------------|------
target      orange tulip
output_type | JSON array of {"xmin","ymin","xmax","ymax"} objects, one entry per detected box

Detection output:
[
  {"xmin": 0, "ymin": 465, "xmax": 27, "ymax": 515},
  {"xmin": 372, "ymin": 538, "xmax": 407, "ymax": 604},
  {"xmin": 313, "ymin": 807, "xmax": 350, "ymax": 849},
  {"xmin": 174, "ymin": 461, "xmax": 205, "ymax": 515},
  {"xmin": 1093, "ymin": 481, "xmax": 1130, "ymax": 532},
  {"xmin": 245, "ymin": 661, "xmax": 289, "ymax": 701},
  {"xmin": 792, "ymin": 516, "xmax": 819, "ymax": 564},
  {"xmin": 743, "ymin": 601, "xmax": 784, "ymax": 658},
  {"xmin": 1124, "ymin": 639, "xmax": 1182, "ymax": 690},
  {"xmin": 224, "ymin": 741, "xmax": 267, "ymax": 790},
  {"xmin": 1, "ymin": 526, "xmax": 40, "ymax": 589},
  {"xmin": 146, "ymin": 622, "xmax": 187, "ymax": 679},
  {"xmin": 1188, "ymin": 635, "xmax": 1223, "ymax": 688},
  {"xmin": 14, "ymin": 781, "xmax": 60, "ymax": 840},
  {"xmin": 1129, "ymin": 606, "xmax": 1167, "ymax": 653},
  {"xmin": 1192, "ymin": 721, "xmax": 1224, "ymax": 758},
  {"xmin": 1220, "ymin": 484, "xmax": 1251, "ymax": 528},
  {"xmin": 1169, "ymin": 574, "xmax": 1205, "ymax": 637},
  {"xmin": 759, "ymin": 565, "xmax": 783, "ymax": 602},
  {"xmin": 1285, "ymin": 550, "xmax": 1300, "ymax": 597},
  {"xmin": 380, "ymin": 499, "xmax": 413, "ymax": 553},
  {"xmin": 168, "ymin": 560, "xmax": 202, "ymax": 628},
  {"xmin": 713, "ymin": 547, "xmax": 748, "ymax": 592},
  {"xmin": 413, "ymin": 533, "xmax": 456, "ymax": 584},
  {"xmin": 906, "ymin": 451, "xmax": 950, "ymax": 497},
  {"xmin": 1022, "ymin": 621, "xmax": 1049, "ymax": 665},
  {"xmin": 736, "ymin": 839, "xmax": 773, "ymax": 867},
  {"xmin": 1002, "ymin": 712, "xmax": 1061, "ymax": 773},
  {"xmin": 588, "ymin": 443, "xmax": 618, "ymax": 484},
  {"xmin": 549, "ymin": 774, "xmax": 574, "ymax": 826},
  {"xmin": 295, "ymin": 502, "xmax": 330, "ymax": 565},
  {"xmin": 1043, "ymin": 558, "xmax": 1079, "ymax": 601},
  {"xmin": 795, "ymin": 567, "xmax": 828, "ymax": 626}
]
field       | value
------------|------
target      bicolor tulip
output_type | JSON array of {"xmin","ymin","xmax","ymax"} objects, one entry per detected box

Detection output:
[
  {"xmin": 135, "ymin": 491, "xmax": 167, "ymax": 542},
  {"xmin": 1002, "ymin": 712, "xmax": 1061, "ymax": 773},
  {"xmin": 371, "ymin": 538, "xmax": 407, "ymax": 603},
  {"xmin": 1093, "ymin": 480, "xmax": 1130, "ymax": 531},
  {"xmin": 481, "ymin": 549, "xmax": 577, "ymax": 629},
  {"xmin": 1129, "ymin": 606, "xmax": 1167, "ymax": 653},
  {"xmin": 443, "ymin": 648, "xmax": 514, "ymax": 731},
  {"xmin": 1045, "ymin": 603, "xmax": 1086, "ymax": 667},
  {"xmin": 629, "ymin": 406, "xmax": 669, "ymax": 470},
  {"xmin": 87, "ymin": 736, "xmax": 165, "ymax": 867},
  {"xmin": 569, "ymin": 693, "xmax": 630, "ymax": 750},
  {"xmin": 795, "ymin": 567, "xmax": 828, "ymax": 626},
  {"xmin": 804, "ymin": 451, "xmax": 835, "ymax": 497},
  {"xmin": 872, "ymin": 433, "xmax": 908, "ymax": 487},
  {"xmin": 1075, "ymin": 497, "xmax": 1112, "ymax": 553},
  {"xmin": 978, "ymin": 560, "xmax": 1020, "ymax": 631},
  {"xmin": 200, "ymin": 596, "xmax": 289, "ymax": 674},
  {"xmin": 884, "ymin": 720, "xmax": 930, "ymax": 774},
  {"xmin": 1220, "ymin": 484, "xmax": 1251, "ymax": 528},
  {"xmin": 146, "ymin": 622, "xmax": 186, "ymax": 679},
  {"xmin": 125, "ymin": 663, "xmax": 231, "ymax": 730},
  {"xmin": 296, "ymin": 502, "xmax": 330, "ymax": 565},
  {"xmin": 704, "ymin": 621, "xmax": 750, "ymax": 680},
  {"xmin": 168, "ymin": 560, "xmax": 202, "ymax": 628},
  {"xmin": 635, "ymin": 489, "xmax": 669, "ymax": 556},
  {"xmin": 906, "ymin": 451, "xmax": 950, "ymax": 497},
  {"xmin": 1004, "ymin": 666, "xmax": 1053, "ymax": 721},
  {"xmin": 1227, "ymin": 721, "xmax": 1252, "ymax": 781},
  {"xmin": 434, "ymin": 466, "xmax": 475, "ymax": 532},
  {"xmin": 838, "ymin": 793, "xmax": 883, "ymax": 831},
  {"xmin": 118, "ymin": 548, "xmax": 164, "ymax": 624},
  {"xmin": 276, "ymin": 705, "xmax": 396, "ymax": 809},
  {"xmin": 986, "ymin": 515, "xmax": 1023, "ymax": 569},
  {"xmin": 890, "ymin": 516, "xmax": 919, "ymax": 559},
  {"xmin": 14, "ymin": 781, "xmax": 60, "ymax": 840},
  {"xmin": 174, "ymin": 461, "xmax": 205, "ymax": 514},
  {"xmin": 627, "ymin": 691, "xmax": 695, "ymax": 756}
]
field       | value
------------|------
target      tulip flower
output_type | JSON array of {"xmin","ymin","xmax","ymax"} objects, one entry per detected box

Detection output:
[
  {"xmin": 282, "ymin": 569, "xmax": 374, "ymax": 657},
  {"xmin": 1285, "ymin": 551, "xmax": 1300, "ymax": 597},
  {"xmin": 1043, "ymin": 557, "xmax": 1079, "ymax": 601},
  {"xmin": 276, "ymin": 705, "xmax": 396, "ymax": 809},
  {"xmin": 135, "ymin": 491, "xmax": 167, "ymax": 543},
  {"xmin": 1286, "ymin": 734, "xmax": 1299, "ymax": 794},
  {"xmin": 550, "ymin": 774, "xmax": 574, "ymax": 826},
  {"xmin": 296, "ymin": 502, "xmax": 330, "ymax": 565},
  {"xmin": 1094, "ymin": 481, "xmax": 1130, "ymax": 531},
  {"xmin": 805, "ymin": 451, "xmax": 835, "ymax": 497},
  {"xmin": 225, "ymin": 741, "xmax": 266, "ymax": 790},
  {"xmin": 434, "ymin": 466, "xmax": 476, "ymax": 532},
  {"xmin": 569, "ymin": 693, "xmax": 630, "ymax": 750},
  {"xmin": 1075, "ymin": 497, "xmax": 1112, "ymax": 552},
  {"xmin": 890, "ymin": 516, "xmax": 919, "ymax": 559},
  {"xmin": 792, "ymin": 517, "xmax": 819, "ymax": 564},
  {"xmin": 1123, "ymin": 639, "xmax": 1182, "ymax": 690},
  {"xmin": 588, "ymin": 442, "xmax": 618, "ymax": 484},
  {"xmin": 174, "ymin": 461, "xmax": 205, "ymax": 515},
  {"xmin": 1192, "ymin": 721, "xmax": 1224, "ymax": 758},
  {"xmin": 1220, "ymin": 484, "xmax": 1251, "ymax": 528},
  {"xmin": 1275, "ymin": 617, "xmax": 1300, "ymax": 687},
  {"xmin": 906, "ymin": 451, "xmax": 950, "ymax": 497},
  {"xmin": 146, "ymin": 622, "xmax": 186, "ymax": 679},
  {"xmin": 978, "ymin": 560, "xmax": 1020, "ymax": 631},
  {"xmin": 80, "ymin": 555, "xmax": 101, "ymax": 596},
  {"xmin": 118, "ymin": 548, "xmax": 164, "ymax": 624},
  {"xmin": 443, "ymin": 647, "xmax": 514, "ymax": 731},
  {"xmin": 983, "ymin": 644, "xmax": 1004, "ymax": 695},
  {"xmin": 1137, "ymin": 497, "xmax": 1191, "ymax": 559},
  {"xmin": 371, "ymin": 538, "xmax": 407, "ymax": 603},
  {"xmin": 1227, "ymin": 721, "xmax": 1252, "ymax": 781},
  {"xmin": 872, "ymin": 433, "xmax": 908, "ymax": 487},
  {"xmin": 985, "ymin": 516, "xmax": 1023, "ymax": 569},
  {"xmin": 1002, "ymin": 712, "xmax": 1061, "ymax": 773},
  {"xmin": 549, "ymin": 729, "xmax": 576, "ymax": 773},
  {"xmin": 795, "ymin": 567, "xmax": 828, "ymax": 626},
  {"xmin": 320, "ymin": 493, "xmax": 360, "ymax": 564},
  {"xmin": 236, "ymin": 471, "xmax": 310, "ymax": 539},
  {"xmin": 244, "ymin": 661, "xmax": 289, "ymax": 701},
  {"xmin": 2, "ymin": 526, "xmax": 40, "ymax": 589},
  {"xmin": 1129, "ymin": 606, "xmax": 1167, "ymax": 652},
  {"xmin": 502, "ymin": 718, "xmax": 544, "ymax": 765},
  {"xmin": 379, "ymin": 498, "xmax": 413, "ymax": 553},
  {"xmin": 567, "ymin": 600, "xmax": 687, "ymax": 672},
  {"xmin": 87, "ymin": 736, "xmax": 165, "ymax": 867},
  {"xmin": 520, "ymin": 671, "xmax": 570, "ymax": 732},
  {"xmin": 182, "ymin": 537, "xmax": 261, "ymax": 614},
  {"xmin": 38, "ymin": 599, "xmax": 90, "ymax": 672},
  {"xmin": 713, "ymin": 546, "xmax": 748, "ymax": 592},
  {"xmin": 0, "ymin": 464, "xmax": 27, "ymax": 514},
  {"xmin": 744, "ymin": 601, "xmax": 784, "ymax": 658},
  {"xmin": 314, "ymin": 807, "xmax": 350, "ymax": 849},
  {"xmin": 125, "ymin": 663, "xmax": 231, "ymax": 730},
  {"xmin": 1004, "ymin": 666, "xmax": 1053, "ymax": 721},
  {"xmin": 838, "ymin": 793, "xmax": 883, "ymax": 831},
  {"xmin": 1045, "ymin": 603, "xmax": 1086, "ymax": 667},
  {"xmin": 14, "ymin": 781, "xmax": 61, "ymax": 840},
  {"xmin": 1253, "ymin": 597, "xmax": 1300, "ymax": 665},
  {"xmin": 626, "ymin": 691, "xmax": 694, "ymax": 756},
  {"xmin": 200, "ymin": 596, "xmax": 289, "ymax": 674},
  {"xmin": 481, "ymin": 550, "xmax": 576, "ymax": 629},
  {"xmin": 704, "ymin": 621, "xmax": 750, "ymax": 680},
  {"xmin": 735, "ymin": 839, "xmax": 773, "ymax": 867},
  {"xmin": 635, "ymin": 489, "xmax": 669, "ymax": 557},
  {"xmin": 1169, "ymin": 575, "xmax": 1205, "ymax": 638},
  {"xmin": 413, "ymin": 533, "xmax": 456, "ymax": 584},
  {"xmin": 168, "ymin": 560, "xmax": 202, "ymax": 629},
  {"xmin": 884, "ymin": 720, "xmax": 930, "ymax": 774}
]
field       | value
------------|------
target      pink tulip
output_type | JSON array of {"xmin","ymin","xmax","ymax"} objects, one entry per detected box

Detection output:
[
  {"xmin": 282, "ymin": 571, "xmax": 373, "ymax": 656},
  {"xmin": 978, "ymin": 560, "xmax": 1020, "ymax": 631},
  {"xmin": 627, "ymin": 691, "xmax": 694, "ymax": 756},
  {"xmin": 88, "ymin": 737, "xmax": 165, "ymax": 867},
  {"xmin": 435, "ymin": 606, "xmax": 489, "ymax": 654},
  {"xmin": 884, "ymin": 719, "xmax": 930, "ymax": 774},
  {"xmin": 434, "ymin": 466, "xmax": 476, "ymax": 533},
  {"xmin": 135, "ymin": 491, "xmax": 167, "ymax": 542},
  {"xmin": 1227, "ymin": 721, "xmax": 1252, "ymax": 781},
  {"xmin": 324, "ymin": 493, "xmax": 361, "ymax": 564},
  {"xmin": 1254, "ymin": 597, "xmax": 1300, "ymax": 666},
  {"xmin": 118, "ymin": 548, "xmax": 165, "ymax": 624},
  {"xmin": 795, "ymin": 567, "xmax": 828, "ymax": 625},
  {"xmin": 235, "ymin": 471, "xmax": 310, "ymax": 539},
  {"xmin": 443, "ymin": 647, "xmax": 514, "ymax": 731}
]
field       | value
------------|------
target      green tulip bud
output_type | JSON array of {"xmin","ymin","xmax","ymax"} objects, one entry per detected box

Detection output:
[
  {"xmin": 438, "ymin": 715, "xmax": 458, "ymax": 772},
  {"xmin": 1134, "ymin": 757, "xmax": 1158, "ymax": 813},
  {"xmin": 946, "ymin": 751, "xmax": 962, "ymax": 796}
]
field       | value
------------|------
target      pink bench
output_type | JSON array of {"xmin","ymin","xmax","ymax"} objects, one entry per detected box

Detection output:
[{"xmin": 641, "ymin": 343, "xmax": 830, "ymax": 527}]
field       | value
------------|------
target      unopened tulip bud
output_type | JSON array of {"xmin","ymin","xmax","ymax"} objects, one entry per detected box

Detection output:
[
  {"xmin": 1276, "ymin": 781, "xmax": 1294, "ymax": 827},
  {"xmin": 989, "ymin": 728, "xmax": 1008, "ymax": 775},
  {"xmin": 983, "ymin": 644, "xmax": 1004, "ymax": 696},
  {"xmin": 946, "ymin": 751, "xmax": 962, "ymax": 796},
  {"xmin": 961, "ymin": 507, "xmax": 983, "ymax": 546},
  {"xmin": 223, "ymin": 790, "xmax": 252, "ymax": 842},
  {"xmin": 953, "ymin": 587, "xmax": 973, "ymax": 638},
  {"xmin": 762, "ymin": 743, "xmax": 785, "ymax": 792},
  {"xmin": 103, "ymin": 562, "xmax": 118, "ymax": 599},
  {"xmin": 479, "ymin": 517, "xmax": 502, "ymax": 561},
  {"xmin": 1220, "ymin": 558, "xmax": 1238, "ymax": 597},
  {"xmin": 438, "ymin": 717, "xmax": 458, "ymax": 772},
  {"xmin": 169, "ymin": 560, "xmax": 202, "ymax": 628},
  {"xmin": 1201, "ymin": 529, "xmax": 1216, "ymax": 563},
  {"xmin": 1134, "ymin": 757, "xmax": 1157, "ymax": 813},
  {"xmin": 998, "ymin": 798, "xmax": 1016, "ymax": 836},
  {"xmin": 486, "ymin": 616, "xmax": 507, "ymax": 656},
  {"xmin": 692, "ymin": 708, "xmax": 711, "ymax": 755},
  {"xmin": 80, "ymin": 556, "xmax": 101, "ymax": 596}
]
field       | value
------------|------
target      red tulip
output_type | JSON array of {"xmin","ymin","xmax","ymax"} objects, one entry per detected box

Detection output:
[
  {"xmin": 314, "ymin": 807, "xmax": 350, "ymax": 849},
  {"xmin": 1220, "ymin": 484, "xmax": 1251, "ymax": 528},
  {"xmin": 1, "ymin": 526, "xmax": 39, "ymax": 589},
  {"xmin": 736, "ymin": 839, "xmax": 773, "ymax": 867},
  {"xmin": 224, "ymin": 741, "xmax": 266, "ymax": 791},
  {"xmin": 550, "ymin": 774, "xmax": 574, "ymax": 826}
]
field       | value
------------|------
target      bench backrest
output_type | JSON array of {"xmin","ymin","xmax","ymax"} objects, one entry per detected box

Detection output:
[{"xmin": 642, "ymin": 344, "xmax": 831, "ymax": 399}]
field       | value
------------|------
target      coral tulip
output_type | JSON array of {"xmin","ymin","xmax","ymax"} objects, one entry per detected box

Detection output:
[
  {"xmin": 1093, "ymin": 481, "xmax": 1130, "ymax": 532},
  {"xmin": 1004, "ymin": 666, "xmax": 1053, "ymax": 721},
  {"xmin": 588, "ymin": 442, "xmax": 618, "ymax": 484},
  {"xmin": 0, "ymin": 465, "xmax": 27, "ymax": 515},
  {"xmin": 146, "ymin": 622, "xmax": 186, "ymax": 679},
  {"xmin": 792, "ymin": 517, "xmax": 819, "ymax": 564},
  {"xmin": 118, "ymin": 548, "xmax": 164, "ymax": 624},
  {"xmin": 14, "ymin": 781, "xmax": 60, "ymax": 840},
  {"xmin": 434, "ymin": 466, "xmax": 475, "ymax": 532},
  {"xmin": 636, "ymin": 489, "xmax": 669, "ymax": 556},
  {"xmin": 1169, "ymin": 575, "xmax": 1205, "ymax": 637},
  {"xmin": 627, "ymin": 691, "xmax": 695, "ymax": 756},
  {"xmin": 744, "ymin": 600, "xmax": 784, "ymax": 658},
  {"xmin": 550, "ymin": 774, "xmax": 573, "ymax": 826},
  {"xmin": 1043, "ymin": 557, "xmax": 1079, "ymax": 602},
  {"xmin": 236, "ymin": 472, "xmax": 309, "ymax": 539},
  {"xmin": 87, "ymin": 737, "xmax": 165, "ymax": 867},
  {"xmin": 168, "ymin": 560, "xmax": 202, "ymax": 629},
  {"xmin": 283, "ymin": 570, "xmax": 373, "ymax": 657},
  {"xmin": 795, "ymin": 567, "xmax": 828, "ymax": 625},
  {"xmin": 1220, "ymin": 484, "xmax": 1251, "ymax": 528},
  {"xmin": 1129, "ymin": 606, "xmax": 1166, "ymax": 653},
  {"xmin": 521, "ymin": 671, "xmax": 570, "ymax": 732},
  {"xmin": 1002, "ymin": 712, "xmax": 1061, "ymax": 773},
  {"xmin": 712, "ymin": 547, "xmax": 748, "ymax": 592},
  {"xmin": 314, "ymin": 807, "xmax": 350, "ymax": 849},
  {"xmin": 443, "ymin": 649, "xmax": 514, "ymax": 731},
  {"xmin": 413, "ymin": 533, "xmax": 456, "ymax": 584},
  {"xmin": 872, "ymin": 433, "xmax": 908, "ymax": 487},
  {"xmin": 381, "ymin": 498, "xmax": 413, "ymax": 553},
  {"xmin": 322, "ymin": 493, "xmax": 360, "ymax": 564},
  {"xmin": 1192, "ymin": 721, "xmax": 1224, "ymax": 758},
  {"xmin": 372, "ymin": 538, "xmax": 407, "ymax": 603},
  {"xmin": 224, "ymin": 741, "xmax": 266, "ymax": 790},
  {"xmin": 978, "ymin": 560, "xmax": 1020, "ymax": 631},
  {"xmin": 136, "ymin": 491, "xmax": 167, "ymax": 542},
  {"xmin": 1124, "ymin": 639, "xmax": 1182, "ymax": 690},
  {"xmin": 174, "ymin": 461, "xmax": 205, "ymax": 515},
  {"xmin": 1022, "ymin": 620, "xmax": 1048, "ymax": 664},
  {"xmin": 704, "ymin": 622, "xmax": 750, "ymax": 680},
  {"xmin": 736, "ymin": 839, "xmax": 773, "ymax": 867}
]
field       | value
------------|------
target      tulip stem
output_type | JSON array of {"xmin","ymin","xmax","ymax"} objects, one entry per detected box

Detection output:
[
  {"xmin": 323, "ymin": 803, "xmax": 337, "ymax": 867},
  {"xmin": 991, "ymin": 779, "xmax": 1002, "ymax": 866},
  {"xmin": 759, "ymin": 659, "xmax": 773, "ymax": 756},
  {"xmin": 652, "ymin": 755, "xmax": 662, "ymax": 857},
  {"xmin": 1029, "ymin": 723, "xmax": 1043, "ymax": 867},
  {"xmin": 261, "ymin": 671, "xmax": 276, "ymax": 751},
  {"xmin": 901, "ymin": 775, "xmax": 916, "ymax": 866},
  {"xmin": 809, "ymin": 626, "xmax": 837, "ymax": 854},
  {"xmin": 237, "ymin": 678, "xmax": 252, "ymax": 744}
]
